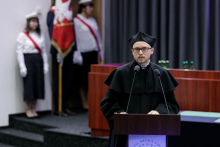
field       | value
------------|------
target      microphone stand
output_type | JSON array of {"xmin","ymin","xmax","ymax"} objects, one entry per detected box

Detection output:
[
  {"xmin": 126, "ymin": 72, "xmax": 137, "ymax": 113},
  {"xmin": 158, "ymin": 76, "xmax": 170, "ymax": 114}
]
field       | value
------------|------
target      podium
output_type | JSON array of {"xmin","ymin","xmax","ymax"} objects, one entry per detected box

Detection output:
[
  {"xmin": 114, "ymin": 113, "xmax": 181, "ymax": 147},
  {"xmin": 89, "ymin": 64, "xmax": 220, "ymax": 136}
]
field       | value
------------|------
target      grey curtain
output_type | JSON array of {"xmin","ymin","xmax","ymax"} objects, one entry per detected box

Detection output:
[{"xmin": 104, "ymin": 0, "xmax": 220, "ymax": 70}]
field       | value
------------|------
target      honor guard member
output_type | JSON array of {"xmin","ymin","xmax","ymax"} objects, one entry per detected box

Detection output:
[
  {"xmin": 47, "ymin": 0, "xmax": 78, "ymax": 116},
  {"xmin": 73, "ymin": 0, "xmax": 104, "ymax": 109},
  {"xmin": 100, "ymin": 31, "xmax": 180, "ymax": 147},
  {"xmin": 16, "ymin": 10, "xmax": 49, "ymax": 118}
]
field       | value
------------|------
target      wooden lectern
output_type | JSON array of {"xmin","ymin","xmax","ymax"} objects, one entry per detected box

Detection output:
[
  {"xmin": 114, "ymin": 113, "xmax": 181, "ymax": 147},
  {"xmin": 89, "ymin": 64, "xmax": 220, "ymax": 136}
]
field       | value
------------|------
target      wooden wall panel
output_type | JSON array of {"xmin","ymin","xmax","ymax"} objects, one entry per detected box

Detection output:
[
  {"xmin": 90, "ymin": 64, "xmax": 124, "ymax": 73},
  {"xmin": 174, "ymin": 79, "xmax": 209, "ymax": 111},
  {"xmin": 71, "ymin": 0, "xmax": 79, "ymax": 17},
  {"xmin": 92, "ymin": 0, "xmax": 102, "ymax": 37},
  {"xmin": 91, "ymin": 128, "xmax": 109, "ymax": 136},
  {"xmin": 209, "ymin": 80, "xmax": 220, "ymax": 112},
  {"xmin": 169, "ymin": 69, "xmax": 220, "ymax": 79},
  {"xmin": 88, "ymin": 73, "xmax": 110, "ymax": 134}
]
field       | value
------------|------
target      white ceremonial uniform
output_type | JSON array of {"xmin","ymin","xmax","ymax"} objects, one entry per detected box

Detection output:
[
  {"xmin": 16, "ymin": 31, "xmax": 49, "ymax": 76},
  {"xmin": 73, "ymin": 14, "xmax": 104, "ymax": 61}
]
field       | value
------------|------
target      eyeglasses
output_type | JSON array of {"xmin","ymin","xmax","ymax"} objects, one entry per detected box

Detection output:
[{"xmin": 132, "ymin": 47, "xmax": 151, "ymax": 53}]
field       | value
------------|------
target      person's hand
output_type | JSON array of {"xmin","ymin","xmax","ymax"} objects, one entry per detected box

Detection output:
[
  {"xmin": 57, "ymin": 53, "xmax": 63, "ymax": 66},
  {"xmin": 44, "ymin": 63, "xmax": 49, "ymax": 74},
  {"xmin": 73, "ymin": 50, "xmax": 83, "ymax": 66},
  {"xmin": 64, "ymin": 11, "xmax": 73, "ymax": 20},
  {"xmin": 148, "ymin": 110, "xmax": 159, "ymax": 115},
  {"xmin": 20, "ymin": 65, "xmax": 27, "ymax": 77},
  {"xmin": 119, "ymin": 112, "xmax": 128, "ymax": 114}
]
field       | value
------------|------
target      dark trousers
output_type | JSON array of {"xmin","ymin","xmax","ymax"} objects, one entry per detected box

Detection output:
[
  {"xmin": 109, "ymin": 130, "xmax": 126, "ymax": 147},
  {"xmin": 52, "ymin": 50, "xmax": 73, "ymax": 111}
]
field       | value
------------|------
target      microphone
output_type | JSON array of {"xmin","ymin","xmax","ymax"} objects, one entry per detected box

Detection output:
[
  {"xmin": 134, "ymin": 65, "xmax": 140, "ymax": 73},
  {"xmin": 154, "ymin": 69, "xmax": 160, "ymax": 76},
  {"xmin": 154, "ymin": 69, "xmax": 170, "ymax": 114},
  {"xmin": 126, "ymin": 65, "xmax": 140, "ymax": 113}
]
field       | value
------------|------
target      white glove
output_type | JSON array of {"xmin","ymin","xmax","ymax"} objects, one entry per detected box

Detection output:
[
  {"xmin": 64, "ymin": 11, "xmax": 73, "ymax": 20},
  {"xmin": 20, "ymin": 65, "xmax": 27, "ymax": 77},
  {"xmin": 73, "ymin": 50, "xmax": 83, "ymax": 66},
  {"xmin": 44, "ymin": 63, "xmax": 49, "ymax": 74},
  {"xmin": 57, "ymin": 53, "xmax": 64, "ymax": 66}
]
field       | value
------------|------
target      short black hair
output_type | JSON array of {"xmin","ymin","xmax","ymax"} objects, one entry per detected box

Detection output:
[{"xmin": 78, "ymin": 3, "xmax": 94, "ymax": 14}]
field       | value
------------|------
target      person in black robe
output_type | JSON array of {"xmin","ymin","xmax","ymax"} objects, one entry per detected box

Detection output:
[{"xmin": 100, "ymin": 31, "xmax": 179, "ymax": 147}]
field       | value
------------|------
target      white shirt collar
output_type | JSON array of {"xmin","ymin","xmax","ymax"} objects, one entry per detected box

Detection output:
[
  {"xmin": 139, "ymin": 60, "xmax": 150, "ymax": 69},
  {"xmin": 78, "ymin": 13, "xmax": 90, "ymax": 20}
]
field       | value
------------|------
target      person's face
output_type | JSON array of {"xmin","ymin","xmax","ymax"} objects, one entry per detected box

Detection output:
[
  {"xmin": 131, "ymin": 41, "xmax": 154, "ymax": 66},
  {"xmin": 29, "ymin": 18, "xmax": 38, "ymax": 30},
  {"xmin": 83, "ymin": 5, "xmax": 93, "ymax": 16}
]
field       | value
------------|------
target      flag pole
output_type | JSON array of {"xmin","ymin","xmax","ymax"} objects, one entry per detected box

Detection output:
[{"xmin": 58, "ymin": 63, "xmax": 62, "ymax": 116}]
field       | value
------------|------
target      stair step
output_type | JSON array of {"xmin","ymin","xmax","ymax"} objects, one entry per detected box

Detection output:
[
  {"xmin": 0, "ymin": 143, "xmax": 16, "ymax": 147},
  {"xmin": 0, "ymin": 128, "xmax": 43, "ymax": 147},
  {"xmin": 44, "ymin": 128, "xmax": 108, "ymax": 147},
  {"xmin": 9, "ymin": 116, "xmax": 53, "ymax": 135}
]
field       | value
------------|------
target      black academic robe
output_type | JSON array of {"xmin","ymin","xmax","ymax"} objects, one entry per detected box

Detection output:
[{"xmin": 100, "ymin": 61, "xmax": 179, "ymax": 147}]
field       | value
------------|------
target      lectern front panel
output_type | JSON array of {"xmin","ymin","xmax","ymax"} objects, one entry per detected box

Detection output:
[
  {"xmin": 129, "ymin": 135, "xmax": 166, "ymax": 147},
  {"xmin": 114, "ymin": 114, "xmax": 181, "ymax": 135}
]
